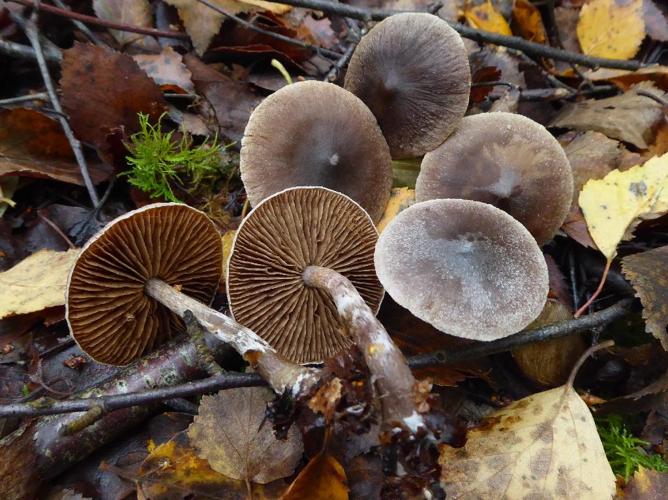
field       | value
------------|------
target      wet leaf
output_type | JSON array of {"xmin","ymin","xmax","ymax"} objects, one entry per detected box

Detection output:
[
  {"xmin": 622, "ymin": 246, "xmax": 668, "ymax": 351},
  {"xmin": 439, "ymin": 382, "xmax": 615, "ymax": 498},
  {"xmin": 281, "ymin": 452, "xmax": 348, "ymax": 500},
  {"xmin": 60, "ymin": 43, "xmax": 167, "ymax": 154},
  {"xmin": 577, "ymin": 0, "xmax": 645, "ymax": 60},
  {"xmin": 376, "ymin": 188, "xmax": 415, "ymax": 233},
  {"xmin": 0, "ymin": 109, "xmax": 111, "ymax": 185},
  {"xmin": 625, "ymin": 466, "xmax": 668, "ymax": 499},
  {"xmin": 579, "ymin": 152, "xmax": 668, "ymax": 259},
  {"xmin": 93, "ymin": 0, "xmax": 159, "ymax": 49},
  {"xmin": 187, "ymin": 387, "xmax": 303, "ymax": 484},
  {"xmin": 133, "ymin": 47, "xmax": 194, "ymax": 94},
  {"xmin": 512, "ymin": 0, "xmax": 547, "ymax": 44},
  {"xmin": 464, "ymin": 0, "xmax": 512, "ymax": 36},
  {"xmin": 0, "ymin": 249, "xmax": 78, "ymax": 319}
]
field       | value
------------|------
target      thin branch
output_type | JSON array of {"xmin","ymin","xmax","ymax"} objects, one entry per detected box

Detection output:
[
  {"xmin": 51, "ymin": 0, "xmax": 106, "ymax": 46},
  {"xmin": 0, "ymin": 92, "xmax": 48, "ymax": 106},
  {"xmin": 0, "ymin": 37, "xmax": 61, "ymax": 63},
  {"xmin": 265, "ymin": 0, "xmax": 642, "ymax": 70}
]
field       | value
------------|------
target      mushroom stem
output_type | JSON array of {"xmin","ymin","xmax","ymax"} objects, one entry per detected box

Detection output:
[
  {"xmin": 144, "ymin": 278, "xmax": 317, "ymax": 395},
  {"xmin": 302, "ymin": 265, "xmax": 424, "ymax": 431}
]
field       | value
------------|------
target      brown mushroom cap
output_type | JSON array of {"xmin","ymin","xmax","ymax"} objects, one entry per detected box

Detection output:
[
  {"xmin": 240, "ymin": 81, "xmax": 392, "ymax": 222},
  {"xmin": 375, "ymin": 199, "xmax": 548, "ymax": 341},
  {"xmin": 227, "ymin": 187, "xmax": 384, "ymax": 363},
  {"xmin": 416, "ymin": 112, "xmax": 573, "ymax": 245},
  {"xmin": 66, "ymin": 203, "xmax": 223, "ymax": 365},
  {"xmin": 344, "ymin": 13, "xmax": 471, "ymax": 159}
]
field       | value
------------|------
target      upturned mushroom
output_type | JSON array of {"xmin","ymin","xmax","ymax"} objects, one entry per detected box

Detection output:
[
  {"xmin": 240, "ymin": 81, "xmax": 392, "ymax": 222},
  {"xmin": 228, "ymin": 187, "xmax": 422, "ymax": 428},
  {"xmin": 375, "ymin": 199, "xmax": 549, "ymax": 341},
  {"xmin": 344, "ymin": 13, "xmax": 471, "ymax": 159},
  {"xmin": 416, "ymin": 112, "xmax": 574, "ymax": 245},
  {"xmin": 66, "ymin": 203, "xmax": 315, "ymax": 394}
]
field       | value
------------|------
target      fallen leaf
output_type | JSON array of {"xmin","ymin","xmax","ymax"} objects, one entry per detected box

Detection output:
[
  {"xmin": 60, "ymin": 43, "xmax": 167, "ymax": 154},
  {"xmin": 577, "ymin": 0, "xmax": 645, "ymax": 60},
  {"xmin": 551, "ymin": 83, "xmax": 667, "ymax": 149},
  {"xmin": 469, "ymin": 47, "xmax": 525, "ymax": 104},
  {"xmin": 220, "ymin": 229, "xmax": 236, "ymax": 281},
  {"xmin": 464, "ymin": 0, "xmax": 512, "ymax": 36},
  {"xmin": 439, "ymin": 381, "xmax": 616, "ymax": 498},
  {"xmin": 643, "ymin": 0, "xmax": 668, "ymax": 42},
  {"xmin": 0, "ymin": 109, "xmax": 111, "ymax": 185},
  {"xmin": 92, "ymin": 0, "xmax": 159, "ymax": 50},
  {"xmin": 0, "ymin": 249, "xmax": 79, "ymax": 319},
  {"xmin": 512, "ymin": 0, "xmax": 547, "ymax": 44},
  {"xmin": 376, "ymin": 187, "xmax": 415, "ymax": 233},
  {"xmin": 133, "ymin": 46, "xmax": 194, "ymax": 94},
  {"xmin": 187, "ymin": 387, "xmax": 303, "ymax": 484},
  {"xmin": 561, "ymin": 206, "xmax": 597, "ymax": 249},
  {"xmin": 579, "ymin": 152, "xmax": 668, "ymax": 259},
  {"xmin": 625, "ymin": 466, "xmax": 668, "ymax": 499},
  {"xmin": 622, "ymin": 246, "xmax": 668, "ymax": 350},
  {"xmin": 585, "ymin": 66, "xmax": 668, "ymax": 92},
  {"xmin": 281, "ymin": 452, "xmax": 348, "ymax": 500},
  {"xmin": 554, "ymin": 7, "xmax": 581, "ymax": 54}
]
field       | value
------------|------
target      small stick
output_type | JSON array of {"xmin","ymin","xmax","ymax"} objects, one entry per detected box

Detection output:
[
  {"xmin": 0, "ymin": 92, "xmax": 48, "ymax": 106},
  {"xmin": 574, "ymin": 259, "xmax": 612, "ymax": 318},
  {"xmin": 0, "ymin": 38, "xmax": 61, "ymax": 63}
]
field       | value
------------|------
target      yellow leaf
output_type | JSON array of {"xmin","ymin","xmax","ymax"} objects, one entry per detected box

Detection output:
[
  {"xmin": 281, "ymin": 452, "xmax": 348, "ymax": 500},
  {"xmin": 579, "ymin": 152, "xmax": 668, "ymax": 260},
  {"xmin": 577, "ymin": 0, "xmax": 645, "ymax": 60},
  {"xmin": 0, "ymin": 249, "xmax": 79, "ymax": 319},
  {"xmin": 439, "ymin": 384, "xmax": 616, "ymax": 499},
  {"xmin": 464, "ymin": 0, "xmax": 512, "ymax": 36},
  {"xmin": 376, "ymin": 187, "xmax": 415, "ymax": 233}
]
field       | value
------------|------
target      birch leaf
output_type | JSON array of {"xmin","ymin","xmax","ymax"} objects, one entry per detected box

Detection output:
[
  {"xmin": 577, "ymin": 0, "xmax": 645, "ymax": 60},
  {"xmin": 439, "ymin": 383, "xmax": 615, "ymax": 499},
  {"xmin": 579, "ymin": 152, "xmax": 668, "ymax": 260}
]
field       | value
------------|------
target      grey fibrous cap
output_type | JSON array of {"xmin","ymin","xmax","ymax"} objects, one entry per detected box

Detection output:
[
  {"xmin": 416, "ymin": 112, "xmax": 574, "ymax": 245},
  {"xmin": 344, "ymin": 13, "xmax": 471, "ymax": 159},
  {"xmin": 240, "ymin": 81, "xmax": 392, "ymax": 222},
  {"xmin": 66, "ymin": 203, "xmax": 223, "ymax": 365},
  {"xmin": 227, "ymin": 187, "xmax": 384, "ymax": 364},
  {"xmin": 375, "ymin": 199, "xmax": 548, "ymax": 341}
]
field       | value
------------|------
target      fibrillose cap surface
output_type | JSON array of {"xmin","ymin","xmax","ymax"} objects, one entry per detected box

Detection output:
[
  {"xmin": 416, "ymin": 112, "xmax": 574, "ymax": 245},
  {"xmin": 66, "ymin": 203, "xmax": 223, "ymax": 365},
  {"xmin": 375, "ymin": 199, "xmax": 548, "ymax": 341},
  {"xmin": 240, "ymin": 81, "xmax": 392, "ymax": 222},
  {"xmin": 344, "ymin": 13, "xmax": 471, "ymax": 159},
  {"xmin": 227, "ymin": 187, "xmax": 384, "ymax": 364}
]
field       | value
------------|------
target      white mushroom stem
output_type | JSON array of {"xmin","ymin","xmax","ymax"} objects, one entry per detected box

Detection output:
[
  {"xmin": 145, "ymin": 278, "xmax": 317, "ymax": 395},
  {"xmin": 302, "ymin": 265, "xmax": 424, "ymax": 432}
]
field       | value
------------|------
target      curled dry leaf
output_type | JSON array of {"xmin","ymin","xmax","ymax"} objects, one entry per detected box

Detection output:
[
  {"xmin": 281, "ymin": 452, "xmax": 348, "ymax": 500},
  {"xmin": 187, "ymin": 387, "xmax": 303, "ymax": 484},
  {"xmin": 622, "ymin": 246, "xmax": 668, "ymax": 351},
  {"xmin": 0, "ymin": 249, "xmax": 79, "ymax": 320},
  {"xmin": 439, "ymin": 383, "xmax": 616, "ymax": 498},
  {"xmin": 133, "ymin": 47, "xmax": 195, "ymax": 94},
  {"xmin": 512, "ymin": 0, "xmax": 547, "ymax": 44},
  {"xmin": 579, "ymin": 152, "xmax": 668, "ymax": 260},
  {"xmin": 376, "ymin": 187, "xmax": 415, "ymax": 233},
  {"xmin": 576, "ymin": 0, "xmax": 645, "ymax": 60},
  {"xmin": 464, "ymin": 0, "xmax": 512, "ymax": 36}
]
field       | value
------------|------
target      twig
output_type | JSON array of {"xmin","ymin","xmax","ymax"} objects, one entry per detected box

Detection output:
[
  {"xmin": 0, "ymin": 38, "xmax": 61, "ymax": 63},
  {"xmin": 636, "ymin": 89, "xmax": 668, "ymax": 107},
  {"xmin": 324, "ymin": 33, "xmax": 359, "ymax": 82},
  {"xmin": 264, "ymin": 0, "xmax": 643, "ymax": 70},
  {"xmin": 9, "ymin": 11, "xmax": 100, "ymax": 207},
  {"xmin": 11, "ymin": 0, "xmax": 188, "ymax": 40},
  {"xmin": 0, "ymin": 92, "xmax": 48, "ymax": 106},
  {"xmin": 193, "ymin": 0, "xmax": 342, "ymax": 59},
  {"xmin": 51, "ymin": 0, "xmax": 105, "ymax": 46},
  {"xmin": 37, "ymin": 212, "xmax": 76, "ymax": 249}
]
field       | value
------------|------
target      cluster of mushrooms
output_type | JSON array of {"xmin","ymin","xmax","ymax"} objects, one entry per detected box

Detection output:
[{"xmin": 65, "ymin": 13, "xmax": 575, "ymax": 430}]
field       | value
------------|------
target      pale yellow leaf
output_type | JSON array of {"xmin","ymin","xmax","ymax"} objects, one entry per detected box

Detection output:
[
  {"xmin": 221, "ymin": 229, "xmax": 236, "ymax": 280},
  {"xmin": 376, "ymin": 187, "xmax": 415, "ymax": 233},
  {"xmin": 579, "ymin": 152, "xmax": 668, "ymax": 260},
  {"xmin": 464, "ymin": 0, "xmax": 512, "ymax": 36},
  {"xmin": 577, "ymin": 0, "xmax": 645, "ymax": 60},
  {"xmin": 0, "ymin": 249, "xmax": 79, "ymax": 319},
  {"xmin": 440, "ymin": 384, "xmax": 615, "ymax": 499}
]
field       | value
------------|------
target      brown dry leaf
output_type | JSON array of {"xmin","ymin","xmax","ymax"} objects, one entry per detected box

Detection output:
[
  {"xmin": 0, "ymin": 249, "xmax": 79, "ymax": 319},
  {"xmin": 643, "ymin": 0, "xmax": 668, "ymax": 42},
  {"xmin": 184, "ymin": 54, "xmax": 262, "ymax": 142},
  {"xmin": 133, "ymin": 47, "xmax": 194, "ymax": 94},
  {"xmin": 577, "ymin": 0, "xmax": 645, "ymax": 60},
  {"xmin": 60, "ymin": 43, "xmax": 167, "ymax": 153},
  {"xmin": 281, "ymin": 452, "xmax": 348, "ymax": 500},
  {"xmin": 187, "ymin": 387, "xmax": 303, "ymax": 484},
  {"xmin": 0, "ymin": 109, "xmax": 111, "ymax": 185},
  {"xmin": 464, "ymin": 0, "xmax": 512, "ymax": 36},
  {"xmin": 585, "ymin": 66, "xmax": 668, "ymax": 92},
  {"xmin": 512, "ymin": 0, "xmax": 547, "ymax": 44},
  {"xmin": 439, "ymin": 382, "xmax": 615, "ymax": 498},
  {"xmin": 92, "ymin": 0, "xmax": 159, "ymax": 50},
  {"xmin": 622, "ymin": 246, "xmax": 668, "ymax": 350},
  {"xmin": 376, "ymin": 187, "xmax": 415, "ymax": 233},
  {"xmin": 625, "ymin": 466, "xmax": 668, "ymax": 499},
  {"xmin": 308, "ymin": 377, "xmax": 343, "ymax": 421},
  {"xmin": 551, "ymin": 82, "xmax": 667, "ymax": 149}
]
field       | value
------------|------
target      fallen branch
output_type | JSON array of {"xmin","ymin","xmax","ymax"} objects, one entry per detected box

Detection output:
[{"xmin": 265, "ymin": 0, "xmax": 642, "ymax": 71}]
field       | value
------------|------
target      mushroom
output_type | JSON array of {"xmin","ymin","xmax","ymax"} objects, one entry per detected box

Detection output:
[
  {"xmin": 416, "ymin": 112, "xmax": 573, "ymax": 245},
  {"xmin": 375, "ymin": 199, "xmax": 549, "ymax": 341},
  {"xmin": 66, "ymin": 202, "xmax": 315, "ymax": 394},
  {"xmin": 227, "ymin": 186, "xmax": 422, "ymax": 428},
  {"xmin": 240, "ymin": 81, "xmax": 392, "ymax": 222},
  {"xmin": 344, "ymin": 13, "xmax": 471, "ymax": 159}
]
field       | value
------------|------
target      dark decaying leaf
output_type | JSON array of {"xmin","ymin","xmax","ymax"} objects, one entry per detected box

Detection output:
[
  {"xmin": 622, "ymin": 246, "xmax": 668, "ymax": 351},
  {"xmin": 0, "ymin": 109, "xmax": 111, "ymax": 185},
  {"xmin": 469, "ymin": 48, "xmax": 524, "ymax": 104},
  {"xmin": 625, "ymin": 466, "xmax": 668, "ymax": 499},
  {"xmin": 60, "ymin": 43, "xmax": 167, "ymax": 153}
]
